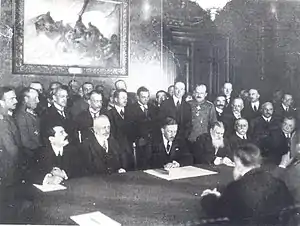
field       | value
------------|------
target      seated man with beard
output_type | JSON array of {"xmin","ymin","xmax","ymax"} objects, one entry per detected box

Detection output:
[
  {"xmin": 81, "ymin": 115, "xmax": 126, "ymax": 175},
  {"xmin": 193, "ymin": 121, "xmax": 234, "ymax": 166}
]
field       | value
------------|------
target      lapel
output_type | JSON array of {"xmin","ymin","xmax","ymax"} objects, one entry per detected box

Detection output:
[{"xmin": 90, "ymin": 133, "xmax": 106, "ymax": 156}]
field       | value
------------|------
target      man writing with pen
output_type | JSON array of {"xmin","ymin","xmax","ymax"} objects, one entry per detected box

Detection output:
[{"xmin": 149, "ymin": 117, "xmax": 193, "ymax": 169}]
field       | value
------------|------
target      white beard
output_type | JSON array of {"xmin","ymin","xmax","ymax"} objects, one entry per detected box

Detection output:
[{"xmin": 211, "ymin": 137, "xmax": 224, "ymax": 150}]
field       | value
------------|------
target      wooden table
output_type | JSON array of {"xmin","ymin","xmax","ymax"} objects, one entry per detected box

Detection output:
[{"xmin": 28, "ymin": 165, "xmax": 233, "ymax": 225}]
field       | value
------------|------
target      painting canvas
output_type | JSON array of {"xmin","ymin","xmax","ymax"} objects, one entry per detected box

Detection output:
[{"xmin": 13, "ymin": 0, "xmax": 129, "ymax": 76}]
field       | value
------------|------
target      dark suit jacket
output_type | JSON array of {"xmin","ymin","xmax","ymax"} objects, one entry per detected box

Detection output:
[
  {"xmin": 75, "ymin": 108, "xmax": 107, "ymax": 142},
  {"xmin": 159, "ymin": 97, "xmax": 192, "ymax": 139},
  {"xmin": 229, "ymin": 133, "xmax": 253, "ymax": 153},
  {"xmin": 193, "ymin": 133, "xmax": 232, "ymax": 164},
  {"xmin": 274, "ymin": 104, "xmax": 297, "ymax": 119},
  {"xmin": 15, "ymin": 106, "xmax": 42, "ymax": 151},
  {"xmin": 264, "ymin": 129, "xmax": 291, "ymax": 165},
  {"xmin": 215, "ymin": 109, "xmax": 226, "ymax": 123},
  {"xmin": 40, "ymin": 105, "xmax": 78, "ymax": 145},
  {"xmin": 201, "ymin": 168, "xmax": 294, "ymax": 224},
  {"xmin": 243, "ymin": 102, "xmax": 261, "ymax": 121},
  {"xmin": 70, "ymin": 97, "xmax": 89, "ymax": 117},
  {"xmin": 150, "ymin": 134, "xmax": 192, "ymax": 169},
  {"xmin": 106, "ymin": 107, "xmax": 134, "ymax": 169},
  {"xmin": 127, "ymin": 102, "xmax": 159, "ymax": 143},
  {"xmin": 81, "ymin": 134, "xmax": 124, "ymax": 175},
  {"xmin": 250, "ymin": 116, "xmax": 281, "ymax": 151},
  {"xmin": 34, "ymin": 144, "xmax": 83, "ymax": 183},
  {"xmin": 223, "ymin": 111, "xmax": 245, "ymax": 136}
]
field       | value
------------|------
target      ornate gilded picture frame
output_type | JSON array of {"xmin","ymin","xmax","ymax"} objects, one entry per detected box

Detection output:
[{"xmin": 13, "ymin": 0, "xmax": 129, "ymax": 76}]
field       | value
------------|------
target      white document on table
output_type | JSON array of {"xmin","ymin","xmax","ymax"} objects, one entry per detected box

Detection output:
[
  {"xmin": 144, "ymin": 166, "xmax": 218, "ymax": 181},
  {"xmin": 70, "ymin": 211, "xmax": 121, "ymax": 226},
  {"xmin": 33, "ymin": 183, "xmax": 67, "ymax": 192}
]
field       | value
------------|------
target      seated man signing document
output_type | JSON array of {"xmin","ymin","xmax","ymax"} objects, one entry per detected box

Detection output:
[
  {"xmin": 193, "ymin": 121, "xmax": 234, "ymax": 166},
  {"xmin": 200, "ymin": 144, "xmax": 293, "ymax": 225},
  {"xmin": 150, "ymin": 117, "xmax": 193, "ymax": 169}
]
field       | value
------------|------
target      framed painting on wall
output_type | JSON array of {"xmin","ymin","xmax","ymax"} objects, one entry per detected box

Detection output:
[{"xmin": 13, "ymin": 0, "xmax": 129, "ymax": 76}]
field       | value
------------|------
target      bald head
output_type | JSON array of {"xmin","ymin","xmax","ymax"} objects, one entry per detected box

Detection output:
[
  {"xmin": 93, "ymin": 115, "xmax": 111, "ymax": 139},
  {"xmin": 174, "ymin": 82, "xmax": 185, "ymax": 99}
]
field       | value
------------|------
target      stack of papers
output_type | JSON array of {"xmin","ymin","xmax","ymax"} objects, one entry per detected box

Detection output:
[
  {"xmin": 33, "ymin": 183, "xmax": 67, "ymax": 192},
  {"xmin": 144, "ymin": 166, "xmax": 218, "ymax": 180},
  {"xmin": 71, "ymin": 211, "xmax": 121, "ymax": 226}
]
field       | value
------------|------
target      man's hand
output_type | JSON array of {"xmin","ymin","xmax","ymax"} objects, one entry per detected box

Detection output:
[
  {"xmin": 51, "ymin": 167, "xmax": 68, "ymax": 180},
  {"xmin": 279, "ymin": 151, "xmax": 292, "ymax": 168},
  {"xmin": 201, "ymin": 188, "xmax": 221, "ymax": 198},
  {"xmin": 118, "ymin": 168, "xmax": 126, "ymax": 173},
  {"xmin": 223, "ymin": 157, "xmax": 235, "ymax": 167},
  {"xmin": 164, "ymin": 161, "xmax": 180, "ymax": 170},
  {"xmin": 214, "ymin": 157, "xmax": 222, "ymax": 165},
  {"xmin": 42, "ymin": 173, "xmax": 64, "ymax": 185}
]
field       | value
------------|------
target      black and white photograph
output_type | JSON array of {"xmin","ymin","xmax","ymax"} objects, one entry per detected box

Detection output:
[{"xmin": 1, "ymin": 0, "xmax": 300, "ymax": 225}]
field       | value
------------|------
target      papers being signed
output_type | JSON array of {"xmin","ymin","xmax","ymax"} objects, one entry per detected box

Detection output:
[
  {"xmin": 71, "ymin": 211, "xmax": 121, "ymax": 226},
  {"xmin": 33, "ymin": 183, "xmax": 67, "ymax": 192},
  {"xmin": 144, "ymin": 166, "xmax": 218, "ymax": 181}
]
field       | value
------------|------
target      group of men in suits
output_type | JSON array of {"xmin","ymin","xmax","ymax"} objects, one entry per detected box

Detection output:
[
  {"xmin": 0, "ymin": 80, "xmax": 298, "ymax": 182},
  {"xmin": 0, "ymin": 79, "xmax": 299, "ymax": 224}
]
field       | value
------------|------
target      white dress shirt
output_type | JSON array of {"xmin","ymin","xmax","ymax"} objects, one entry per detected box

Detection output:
[
  {"xmin": 251, "ymin": 101, "xmax": 260, "ymax": 111},
  {"xmin": 52, "ymin": 145, "xmax": 64, "ymax": 156},
  {"xmin": 236, "ymin": 132, "xmax": 247, "ymax": 140},
  {"xmin": 115, "ymin": 105, "xmax": 125, "ymax": 118},
  {"xmin": 173, "ymin": 96, "xmax": 181, "ymax": 106}
]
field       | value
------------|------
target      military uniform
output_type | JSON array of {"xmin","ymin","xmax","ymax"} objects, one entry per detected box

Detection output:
[{"xmin": 188, "ymin": 100, "xmax": 217, "ymax": 142}]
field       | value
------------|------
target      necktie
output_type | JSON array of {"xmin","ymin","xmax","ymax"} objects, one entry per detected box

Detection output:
[
  {"xmin": 254, "ymin": 105, "xmax": 257, "ymax": 111},
  {"xmin": 92, "ymin": 112, "xmax": 98, "ymax": 119},
  {"xmin": 58, "ymin": 110, "xmax": 65, "ymax": 118},
  {"xmin": 243, "ymin": 136, "xmax": 246, "ymax": 140},
  {"xmin": 120, "ymin": 109, "xmax": 124, "ymax": 118},
  {"xmin": 166, "ymin": 141, "xmax": 171, "ymax": 154},
  {"xmin": 102, "ymin": 141, "xmax": 108, "ymax": 153},
  {"xmin": 176, "ymin": 100, "xmax": 180, "ymax": 109},
  {"xmin": 144, "ymin": 105, "xmax": 148, "ymax": 117},
  {"xmin": 286, "ymin": 107, "xmax": 289, "ymax": 112}
]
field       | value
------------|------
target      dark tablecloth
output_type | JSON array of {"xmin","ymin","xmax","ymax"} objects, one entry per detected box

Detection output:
[{"xmin": 15, "ymin": 165, "xmax": 234, "ymax": 225}]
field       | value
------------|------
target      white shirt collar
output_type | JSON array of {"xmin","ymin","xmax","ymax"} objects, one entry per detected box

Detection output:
[
  {"xmin": 89, "ymin": 108, "xmax": 100, "ymax": 117},
  {"xmin": 52, "ymin": 145, "xmax": 63, "ymax": 157},
  {"xmin": 282, "ymin": 103, "xmax": 289, "ymax": 111},
  {"xmin": 138, "ymin": 101, "xmax": 148, "ymax": 111},
  {"xmin": 233, "ymin": 111, "xmax": 241, "ymax": 119},
  {"xmin": 173, "ymin": 96, "xmax": 181, "ymax": 105},
  {"xmin": 115, "ymin": 105, "xmax": 125, "ymax": 116},
  {"xmin": 251, "ymin": 101, "xmax": 260, "ymax": 109},
  {"xmin": 215, "ymin": 107, "xmax": 223, "ymax": 114},
  {"xmin": 262, "ymin": 115, "xmax": 271, "ymax": 122},
  {"xmin": 236, "ymin": 132, "xmax": 247, "ymax": 140},
  {"xmin": 53, "ymin": 102, "xmax": 65, "ymax": 112},
  {"xmin": 26, "ymin": 108, "xmax": 36, "ymax": 116},
  {"xmin": 7, "ymin": 110, "xmax": 13, "ymax": 116}
]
